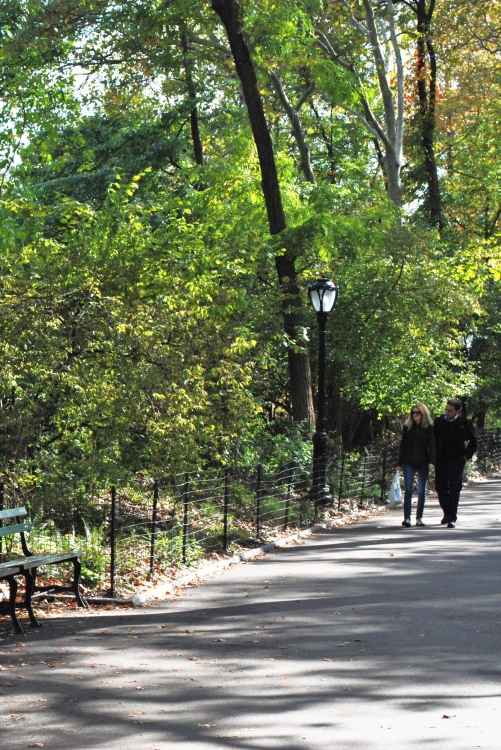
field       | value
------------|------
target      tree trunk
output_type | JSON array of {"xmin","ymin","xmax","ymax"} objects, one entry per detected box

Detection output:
[
  {"xmin": 211, "ymin": 0, "xmax": 314, "ymax": 426},
  {"xmin": 415, "ymin": 0, "xmax": 442, "ymax": 229},
  {"xmin": 181, "ymin": 31, "xmax": 204, "ymax": 166},
  {"xmin": 316, "ymin": 2, "xmax": 404, "ymax": 207}
]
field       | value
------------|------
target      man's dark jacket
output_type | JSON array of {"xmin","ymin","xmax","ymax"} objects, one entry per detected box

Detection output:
[{"xmin": 434, "ymin": 415, "xmax": 477, "ymax": 463}]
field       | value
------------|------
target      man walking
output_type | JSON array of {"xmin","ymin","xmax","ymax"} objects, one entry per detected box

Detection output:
[{"xmin": 434, "ymin": 399, "xmax": 477, "ymax": 528}]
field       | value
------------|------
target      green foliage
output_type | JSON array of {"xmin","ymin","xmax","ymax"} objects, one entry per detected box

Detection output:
[{"xmin": 0, "ymin": 0, "xmax": 499, "ymax": 493}]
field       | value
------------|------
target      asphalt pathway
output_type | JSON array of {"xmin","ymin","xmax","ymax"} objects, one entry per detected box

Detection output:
[{"xmin": 1, "ymin": 480, "xmax": 501, "ymax": 749}]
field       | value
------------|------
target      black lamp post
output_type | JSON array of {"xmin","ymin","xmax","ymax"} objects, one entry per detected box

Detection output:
[
  {"xmin": 459, "ymin": 332, "xmax": 474, "ymax": 418},
  {"xmin": 308, "ymin": 277, "xmax": 338, "ymax": 510}
]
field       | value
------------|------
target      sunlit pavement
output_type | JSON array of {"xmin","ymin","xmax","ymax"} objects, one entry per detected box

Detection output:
[{"xmin": 1, "ymin": 480, "xmax": 501, "ymax": 749}]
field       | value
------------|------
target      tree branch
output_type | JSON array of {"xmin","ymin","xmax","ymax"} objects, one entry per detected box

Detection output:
[{"xmin": 269, "ymin": 70, "xmax": 316, "ymax": 183}]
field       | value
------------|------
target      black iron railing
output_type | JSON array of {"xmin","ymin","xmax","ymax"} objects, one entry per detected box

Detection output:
[{"xmin": 0, "ymin": 430, "xmax": 499, "ymax": 596}]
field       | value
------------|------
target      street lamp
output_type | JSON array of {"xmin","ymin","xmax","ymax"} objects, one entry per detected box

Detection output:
[{"xmin": 308, "ymin": 277, "xmax": 338, "ymax": 511}]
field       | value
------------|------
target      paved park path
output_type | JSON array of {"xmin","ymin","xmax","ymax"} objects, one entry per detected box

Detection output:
[{"xmin": 1, "ymin": 479, "xmax": 501, "ymax": 750}]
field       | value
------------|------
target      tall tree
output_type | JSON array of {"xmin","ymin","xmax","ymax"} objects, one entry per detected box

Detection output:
[
  {"xmin": 211, "ymin": 0, "xmax": 315, "ymax": 426},
  {"xmin": 402, "ymin": 0, "xmax": 443, "ymax": 228},
  {"xmin": 315, "ymin": 0, "xmax": 405, "ymax": 206}
]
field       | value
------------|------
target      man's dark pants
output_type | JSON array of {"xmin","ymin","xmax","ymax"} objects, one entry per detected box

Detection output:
[{"xmin": 435, "ymin": 457, "xmax": 466, "ymax": 523}]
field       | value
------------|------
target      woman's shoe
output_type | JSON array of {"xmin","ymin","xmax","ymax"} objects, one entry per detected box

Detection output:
[
  {"xmin": 416, "ymin": 518, "xmax": 425, "ymax": 526},
  {"xmin": 402, "ymin": 518, "xmax": 411, "ymax": 527}
]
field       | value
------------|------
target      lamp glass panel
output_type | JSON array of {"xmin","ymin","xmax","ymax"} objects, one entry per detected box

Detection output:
[
  {"xmin": 322, "ymin": 287, "xmax": 337, "ymax": 312},
  {"xmin": 310, "ymin": 291, "xmax": 322, "ymax": 312}
]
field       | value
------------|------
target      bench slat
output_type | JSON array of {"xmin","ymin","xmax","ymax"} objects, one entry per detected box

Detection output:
[
  {"xmin": 0, "ymin": 507, "xmax": 28, "ymax": 520},
  {"xmin": 22, "ymin": 551, "xmax": 82, "ymax": 568},
  {"xmin": 0, "ymin": 522, "xmax": 32, "ymax": 538},
  {"xmin": 0, "ymin": 563, "xmax": 21, "ymax": 576}
]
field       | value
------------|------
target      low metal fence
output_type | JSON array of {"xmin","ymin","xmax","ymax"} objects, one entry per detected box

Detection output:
[
  {"xmin": 326, "ymin": 444, "xmax": 400, "ymax": 509},
  {"xmin": 0, "ymin": 430, "xmax": 499, "ymax": 596},
  {"xmin": 476, "ymin": 428, "xmax": 501, "ymax": 472}
]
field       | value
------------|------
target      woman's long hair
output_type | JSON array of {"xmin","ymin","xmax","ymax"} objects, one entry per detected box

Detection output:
[{"xmin": 404, "ymin": 403, "xmax": 433, "ymax": 430}]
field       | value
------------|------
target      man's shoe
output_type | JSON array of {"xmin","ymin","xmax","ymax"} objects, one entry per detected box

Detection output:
[
  {"xmin": 447, "ymin": 521, "xmax": 456, "ymax": 528},
  {"xmin": 416, "ymin": 518, "xmax": 425, "ymax": 526},
  {"xmin": 441, "ymin": 516, "xmax": 447, "ymax": 525},
  {"xmin": 402, "ymin": 518, "xmax": 411, "ymax": 528}
]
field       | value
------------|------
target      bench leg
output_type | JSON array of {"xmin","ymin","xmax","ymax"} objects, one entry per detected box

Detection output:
[
  {"xmin": 24, "ymin": 571, "xmax": 41, "ymax": 628},
  {"xmin": 72, "ymin": 558, "xmax": 89, "ymax": 609},
  {"xmin": 7, "ymin": 576, "xmax": 24, "ymax": 635}
]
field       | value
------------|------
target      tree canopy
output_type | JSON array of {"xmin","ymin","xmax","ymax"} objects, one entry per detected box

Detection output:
[{"xmin": 0, "ymin": 0, "xmax": 500, "ymax": 482}]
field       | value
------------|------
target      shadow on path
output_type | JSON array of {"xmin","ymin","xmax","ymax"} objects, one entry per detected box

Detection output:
[{"xmin": 1, "ymin": 481, "xmax": 500, "ymax": 749}]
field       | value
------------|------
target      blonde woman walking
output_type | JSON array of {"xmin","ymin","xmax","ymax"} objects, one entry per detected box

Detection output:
[{"xmin": 396, "ymin": 403, "xmax": 436, "ymax": 527}]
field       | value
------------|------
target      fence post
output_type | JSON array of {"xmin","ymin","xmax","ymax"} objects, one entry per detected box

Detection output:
[
  {"xmin": 182, "ymin": 473, "xmax": 190, "ymax": 565},
  {"xmin": 380, "ymin": 449, "xmax": 388, "ymax": 504},
  {"xmin": 109, "ymin": 486, "xmax": 116, "ymax": 598},
  {"xmin": 223, "ymin": 468, "xmax": 229, "ymax": 552},
  {"xmin": 283, "ymin": 464, "xmax": 293, "ymax": 530},
  {"xmin": 337, "ymin": 452, "xmax": 346, "ymax": 512},
  {"xmin": 256, "ymin": 464, "xmax": 262, "ymax": 539},
  {"xmin": 149, "ymin": 480, "xmax": 159, "ymax": 577},
  {"xmin": 360, "ymin": 454, "xmax": 367, "ymax": 505}
]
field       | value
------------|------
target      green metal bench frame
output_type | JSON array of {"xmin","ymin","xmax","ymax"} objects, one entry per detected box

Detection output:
[
  {"xmin": 0, "ymin": 560, "xmax": 33, "ymax": 633},
  {"xmin": 0, "ymin": 506, "xmax": 88, "ymax": 633}
]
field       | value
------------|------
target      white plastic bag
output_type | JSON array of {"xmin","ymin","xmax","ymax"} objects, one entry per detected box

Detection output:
[{"xmin": 388, "ymin": 471, "xmax": 402, "ymax": 506}]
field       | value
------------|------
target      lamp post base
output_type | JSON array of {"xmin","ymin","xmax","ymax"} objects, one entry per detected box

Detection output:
[
  {"xmin": 309, "ymin": 429, "xmax": 332, "ymax": 510},
  {"xmin": 315, "ymin": 486, "xmax": 332, "ymax": 511}
]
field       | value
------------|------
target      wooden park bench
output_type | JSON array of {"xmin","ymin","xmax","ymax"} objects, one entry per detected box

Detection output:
[{"xmin": 0, "ymin": 507, "xmax": 88, "ymax": 633}]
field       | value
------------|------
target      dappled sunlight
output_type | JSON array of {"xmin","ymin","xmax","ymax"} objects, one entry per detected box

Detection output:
[{"xmin": 1, "ymin": 482, "xmax": 501, "ymax": 748}]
